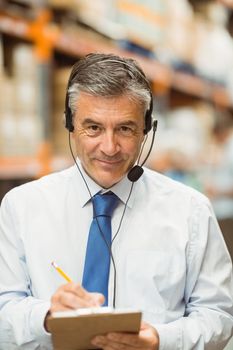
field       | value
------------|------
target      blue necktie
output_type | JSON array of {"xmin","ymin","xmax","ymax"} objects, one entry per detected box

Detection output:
[{"xmin": 82, "ymin": 192, "xmax": 119, "ymax": 305}]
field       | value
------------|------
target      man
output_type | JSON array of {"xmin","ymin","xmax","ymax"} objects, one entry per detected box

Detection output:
[{"xmin": 0, "ymin": 53, "xmax": 232, "ymax": 350}]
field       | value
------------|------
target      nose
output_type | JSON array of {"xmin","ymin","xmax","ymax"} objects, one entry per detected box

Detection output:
[{"xmin": 100, "ymin": 130, "xmax": 119, "ymax": 156}]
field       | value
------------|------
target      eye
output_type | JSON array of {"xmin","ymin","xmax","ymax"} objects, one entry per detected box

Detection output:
[
  {"xmin": 118, "ymin": 125, "xmax": 135, "ymax": 136},
  {"xmin": 86, "ymin": 124, "xmax": 102, "ymax": 136}
]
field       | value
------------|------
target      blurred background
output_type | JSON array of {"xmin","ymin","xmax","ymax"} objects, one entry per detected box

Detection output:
[
  {"xmin": 0, "ymin": 0, "xmax": 233, "ymax": 252},
  {"xmin": 0, "ymin": 1, "xmax": 233, "ymax": 347}
]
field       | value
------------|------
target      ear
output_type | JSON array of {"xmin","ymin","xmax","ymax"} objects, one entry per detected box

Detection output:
[
  {"xmin": 140, "ymin": 132, "xmax": 145, "ymax": 145},
  {"xmin": 63, "ymin": 112, "xmax": 66, "ymax": 127}
]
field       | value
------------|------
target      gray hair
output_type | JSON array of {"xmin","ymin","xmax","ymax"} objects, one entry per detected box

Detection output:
[{"xmin": 67, "ymin": 53, "xmax": 152, "ymax": 117}]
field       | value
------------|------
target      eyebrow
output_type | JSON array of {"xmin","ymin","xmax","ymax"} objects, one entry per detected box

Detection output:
[
  {"xmin": 117, "ymin": 120, "xmax": 138, "ymax": 127},
  {"xmin": 82, "ymin": 118, "xmax": 102, "ymax": 125},
  {"xmin": 82, "ymin": 118, "xmax": 138, "ymax": 127}
]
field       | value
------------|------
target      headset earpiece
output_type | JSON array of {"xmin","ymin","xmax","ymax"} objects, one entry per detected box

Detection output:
[
  {"xmin": 144, "ymin": 109, "xmax": 152, "ymax": 134},
  {"xmin": 65, "ymin": 89, "xmax": 74, "ymax": 132},
  {"xmin": 65, "ymin": 107, "xmax": 74, "ymax": 132},
  {"xmin": 143, "ymin": 92, "xmax": 153, "ymax": 134}
]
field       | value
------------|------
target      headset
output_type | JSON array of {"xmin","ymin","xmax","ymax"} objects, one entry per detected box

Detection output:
[{"xmin": 64, "ymin": 54, "xmax": 158, "ymax": 306}]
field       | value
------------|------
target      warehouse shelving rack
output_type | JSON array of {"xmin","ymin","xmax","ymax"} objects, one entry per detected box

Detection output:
[{"xmin": 0, "ymin": 5, "xmax": 232, "ymax": 182}]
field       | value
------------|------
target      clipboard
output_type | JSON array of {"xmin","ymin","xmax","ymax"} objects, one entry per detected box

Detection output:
[{"xmin": 47, "ymin": 308, "xmax": 142, "ymax": 350}]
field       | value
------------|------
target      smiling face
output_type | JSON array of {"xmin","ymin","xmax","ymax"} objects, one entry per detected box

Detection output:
[{"xmin": 72, "ymin": 92, "xmax": 145, "ymax": 188}]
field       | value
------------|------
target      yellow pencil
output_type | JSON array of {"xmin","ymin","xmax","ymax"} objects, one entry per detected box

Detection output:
[{"xmin": 51, "ymin": 261, "xmax": 72, "ymax": 283}]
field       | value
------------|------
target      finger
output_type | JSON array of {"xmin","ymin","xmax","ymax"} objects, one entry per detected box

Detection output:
[
  {"xmin": 91, "ymin": 292, "xmax": 105, "ymax": 305},
  {"xmin": 140, "ymin": 321, "xmax": 152, "ymax": 330},
  {"xmin": 107, "ymin": 333, "xmax": 142, "ymax": 347},
  {"xmin": 107, "ymin": 328, "xmax": 158, "ymax": 349},
  {"xmin": 63, "ymin": 283, "xmax": 105, "ymax": 305},
  {"xmin": 91, "ymin": 335, "xmax": 120, "ymax": 350},
  {"xmin": 51, "ymin": 292, "xmax": 92, "ymax": 312},
  {"xmin": 61, "ymin": 283, "xmax": 88, "ymax": 299},
  {"xmin": 51, "ymin": 290, "xmax": 105, "ymax": 312},
  {"xmin": 92, "ymin": 336, "xmax": 140, "ymax": 350},
  {"xmin": 57, "ymin": 283, "xmax": 103, "ymax": 305},
  {"xmin": 51, "ymin": 290, "xmax": 95, "ymax": 311},
  {"xmin": 101, "ymin": 339, "xmax": 131, "ymax": 350}
]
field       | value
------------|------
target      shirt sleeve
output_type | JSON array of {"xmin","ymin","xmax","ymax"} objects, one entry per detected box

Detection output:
[
  {"xmin": 155, "ymin": 197, "xmax": 233, "ymax": 350},
  {"xmin": 0, "ymin": 193, "xmax": 52, "ymax": 349}
]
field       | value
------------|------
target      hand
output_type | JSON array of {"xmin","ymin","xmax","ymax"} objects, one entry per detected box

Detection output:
[
  {"xmin": 91, "ymin": 321, "xmax": 159, "ymax": 350},
  {"xmin": 44, "ymin": 283, "xmax": 104, "ymax": 331}
]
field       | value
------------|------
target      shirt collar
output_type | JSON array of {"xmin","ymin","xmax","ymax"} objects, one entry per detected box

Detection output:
[{"xmin": 71, "ymin": 158, "xmax": 137, "ymax": 208}]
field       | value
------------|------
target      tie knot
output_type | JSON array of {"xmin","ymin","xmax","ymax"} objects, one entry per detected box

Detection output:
[{"xmin": 92, "ymin": 192, "xmax": 119, "ymax": 218}]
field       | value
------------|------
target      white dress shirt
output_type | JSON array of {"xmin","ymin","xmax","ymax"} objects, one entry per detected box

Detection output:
[{"xmin": 0, "ymin": 162, "xmax": 233, "ymax": 350}]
